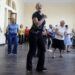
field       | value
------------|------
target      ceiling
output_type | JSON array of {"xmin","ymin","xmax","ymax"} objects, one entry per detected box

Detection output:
[{"xmin": 21, "ymin": 0, "xmax": 75, "ymax": 5}]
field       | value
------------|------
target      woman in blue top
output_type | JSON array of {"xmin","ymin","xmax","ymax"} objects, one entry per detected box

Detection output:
[
  {"xmin": 26, "ymin": 3, "xmax": 47, "ymax": 72},
  {"xmin": 7, "ymin": 18, "xmax": 19, "ymax": 55}
]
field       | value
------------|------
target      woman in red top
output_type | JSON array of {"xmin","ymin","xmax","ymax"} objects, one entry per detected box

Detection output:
[{"xmin": 25, "ymin": 26, "xmax": 30, "ymax": 42}]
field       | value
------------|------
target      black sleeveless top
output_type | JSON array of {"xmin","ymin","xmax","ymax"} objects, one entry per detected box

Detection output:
[{"xmin": 30, "ymin": 12, "xmax": 46, "ymax": 34}]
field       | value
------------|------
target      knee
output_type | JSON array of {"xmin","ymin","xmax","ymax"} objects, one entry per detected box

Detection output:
[{"xmin": 14, "ymin": 41, "xmax": 18, "ymax": 46}]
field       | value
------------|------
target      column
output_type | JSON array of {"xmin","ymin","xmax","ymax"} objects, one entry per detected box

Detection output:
[{"xmin": 0, "ymin": 0, "xmax": 6, "ymax": 44}]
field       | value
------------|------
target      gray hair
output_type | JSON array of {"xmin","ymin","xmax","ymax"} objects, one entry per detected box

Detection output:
[
  {"xmin": 60, "ymin": 20, "xmax": 65, "ymax": 24},
  {"xmin": 36, "ymin": 3, "xmax": 42, "ymax": 8}
]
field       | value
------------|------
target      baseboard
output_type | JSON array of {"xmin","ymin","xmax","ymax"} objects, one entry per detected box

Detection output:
[{"xmin": 0, "ymin": 43, "xmax": 6, "ymax": 46}]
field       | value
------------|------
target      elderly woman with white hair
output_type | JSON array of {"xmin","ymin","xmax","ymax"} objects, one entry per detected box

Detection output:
[
  {"xmin": 52, "ymin": 20, "xmax": 66, "ymax": 58},
  {"xmin": 64, "ymin": 25, "xmax": 72, "ymax": 53},
  {"xmin": 26, "ymin": 3, "xmax": 47, "ymax": 72}
]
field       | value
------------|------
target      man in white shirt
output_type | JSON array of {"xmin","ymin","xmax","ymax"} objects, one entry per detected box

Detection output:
[{"xmin": 52, "ymin": 20, "xmax": 65, "ymax": 58}]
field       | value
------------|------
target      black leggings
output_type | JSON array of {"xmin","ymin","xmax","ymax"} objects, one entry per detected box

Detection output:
[
  {"xmin": 19, "ymin": 35, "xmax": 24, "ymax": 44},
  {"xmin": 26, "ymin": 32, "xmax": 46, "ymax": 70},
  {"xmin": 48, "ymin": 38, "xmax": 51, "ymax": 49}
]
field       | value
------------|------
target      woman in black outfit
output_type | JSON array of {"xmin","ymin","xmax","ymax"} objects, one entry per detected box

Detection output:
[{"xmin": 26, "ymin": 3, "xmax": 47, "ymax": 72}]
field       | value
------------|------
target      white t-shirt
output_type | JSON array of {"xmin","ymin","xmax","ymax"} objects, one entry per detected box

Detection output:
[
  {"xmin": 47, "ymin": 28, "xmax": 53, "ymax": 33},
  {"xmin": 55, "ymin": 26, "xmax": 65, "ymax": 40}
]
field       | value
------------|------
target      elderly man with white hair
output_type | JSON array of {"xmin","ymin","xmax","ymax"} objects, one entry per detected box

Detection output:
[{"xmin": 52, "ymin": 20, "xmax": 66, "ymax": 58}]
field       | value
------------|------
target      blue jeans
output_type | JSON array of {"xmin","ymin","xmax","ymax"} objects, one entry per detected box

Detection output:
[{"xmin": 8, "ymin": 34, "xmax": 18, "ymax": 54}]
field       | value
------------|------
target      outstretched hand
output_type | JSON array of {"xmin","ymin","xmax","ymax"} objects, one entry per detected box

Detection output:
[{"xmin": 43, "ymin": 15, "xmax": 47, "ymax": 19}]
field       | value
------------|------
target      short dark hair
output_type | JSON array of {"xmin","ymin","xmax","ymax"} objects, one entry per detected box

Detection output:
[
  {"xmin": 26, "ymin": 26, "xmax": 28, "ymax": 28},
  {"xmin": 65, "ymin": 25, "xmax": 68, "ymax": 28},
  {"xmin": 49, "ymin": 24, "xmax": 52, "ymax": 26}
]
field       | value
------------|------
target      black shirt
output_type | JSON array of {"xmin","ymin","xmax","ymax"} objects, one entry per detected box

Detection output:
[{"xmin": 30, "ymin": 12, "xmax": 46, "ymax": 34}]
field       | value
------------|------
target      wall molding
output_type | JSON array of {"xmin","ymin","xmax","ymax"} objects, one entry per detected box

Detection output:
[{"xmin": 21, "ymin": 0, "xmax": 75, "ymax": 5}]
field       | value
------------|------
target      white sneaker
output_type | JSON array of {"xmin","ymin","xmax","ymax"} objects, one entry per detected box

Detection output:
[{"xmin": 47, "ymin": 49, "xmax": 52, "ymax": 52}]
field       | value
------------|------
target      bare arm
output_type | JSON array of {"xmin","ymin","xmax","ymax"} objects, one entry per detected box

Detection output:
[
  {"xmin": 56, "ymin": 29, "xmax": 63, "ymax": 37},
  {"xmin": 33, "ymin": 15, "xmax": 47, "ymax": 27},
  {"xmin": 65, "ymin": 32, "xmax": 72, "ymax": 36},
  {"xmin": 42, "ymin": 30, "xmax": 47, "ymax": 36}
]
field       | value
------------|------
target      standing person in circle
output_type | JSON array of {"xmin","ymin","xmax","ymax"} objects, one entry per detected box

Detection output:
[
  {"xmin": 7, "ymin": 18, "xmax": 19, "ymax": 55},
  {"xmin": 52, "ymin": 20, "xmax": 66, "ymax": 58},
  {"xmin": 24, "ymin": 26, "xmax": 30, "ymax": 42},
  {"xmin": 19, "ymin": 24, "xmax": 24, "ymax": 45},
  {"xmin": 64, "ymin": 25, "xmax": 72, "ymax": 53},
  {"xmin": 47, "ymin": 24, "xmax": 54, "ymax": 50},
  {"xmin": 26, "ymin": 3, "xmax": 47, "ymax": 72}
]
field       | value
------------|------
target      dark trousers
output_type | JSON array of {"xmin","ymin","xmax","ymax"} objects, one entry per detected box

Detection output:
[
  {"xmin": 5, "ymin": 33, "xmax": 8, "ymax": 44},
  {"xmin": 25, "ymin": 36, "xmax": 29, "ymax": 42},
  {"xmin": 48, "ymin": 38, "xmax": 51, "ymax": 49},
  {"xmin": 8, "ymin": 34, "xmax": 18, "ymax": 54},
  {"xmin": 19, "ymin": 35, "xmax": 24, "ymax": 44},
  {"xmin": 26, "ymin": 32, "xmax": 46, "ymax": 70},
  {"xmin": 73, "ymin": 39, "xmax": 75, "ymax": 47}
]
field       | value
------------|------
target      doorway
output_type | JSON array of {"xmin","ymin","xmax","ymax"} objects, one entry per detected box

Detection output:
[
  {"xmin": 4, "ymin": 9, "xmax": 17, "ymax": 33},
  {"xmin": 8, "ymin": 10, "xmax": 17, "ymax": 24}
]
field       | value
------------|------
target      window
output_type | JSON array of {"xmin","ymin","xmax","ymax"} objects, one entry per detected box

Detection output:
[{"xmin": 6, "ymin": 0, "xmax": 11, "ymax": 7}]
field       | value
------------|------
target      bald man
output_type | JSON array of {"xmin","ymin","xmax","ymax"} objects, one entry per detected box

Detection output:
[
  {"xmin": 26, "ymin": 3, "xmax": 47, "ymax": 72},
  {"xmin": 52, "ymin": 20, "xmax": 66, "ymax": 58}
]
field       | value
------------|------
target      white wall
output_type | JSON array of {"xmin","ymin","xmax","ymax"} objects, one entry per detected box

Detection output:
[
  {"xmin": 0, "ymin": 0, "xmax": 75, "ymax": 44},
  {"xmin": 0, "ymin": 0, "xmax": 25, "ymax": 44},
  {"xmin": 0, "ymin": 0, "xmax": 6, "ymax": 44},
  {"xmin": 15, "ymin": 0, "xmax": 25, "ymax": 26},
  {"xmin": 24, "ymin": 4, "xmax": 75, "ymax": 30}
]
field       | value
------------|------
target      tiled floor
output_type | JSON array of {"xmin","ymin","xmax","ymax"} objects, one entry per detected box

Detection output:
[{"xmin": 0, "ymin": 43, "xmax": 75, "ymax": 75}]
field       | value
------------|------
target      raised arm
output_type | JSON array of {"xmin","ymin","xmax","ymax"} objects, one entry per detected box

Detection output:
[
  {"xmin": 33, "ymin": 15, "xmax": 47, "ymax": 27},
  {"xmin": 56, "ymin": 28, "xmax": 63, "ymax": 37}
]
